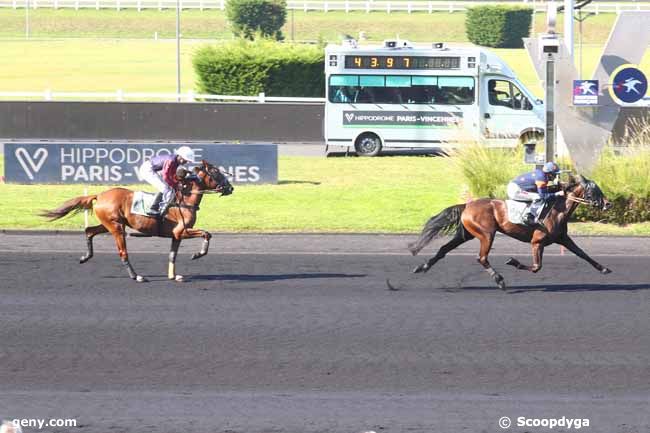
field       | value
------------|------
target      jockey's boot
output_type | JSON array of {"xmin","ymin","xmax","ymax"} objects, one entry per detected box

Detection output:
[
  {"xmin": 158, "ymin": 200, "xmax": 172, "ymax": 218},
  {"xmin": 147, "ymin": 193, "xmax": 163, "ymax": 216},
  {"xmin": 523, "ymin": 212, "xmax": 536, "ymax": 227},
  {"xmin": 524, "ymin": 201, "xmax": 546, "ymax": 228}
]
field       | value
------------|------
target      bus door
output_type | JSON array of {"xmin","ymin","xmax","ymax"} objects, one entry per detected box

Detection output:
[{"xmin": 481, "ymin": 77, "xmax": 537, "ymax": 145}]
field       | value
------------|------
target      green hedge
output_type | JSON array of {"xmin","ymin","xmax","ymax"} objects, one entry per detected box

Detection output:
[
  {"xmin": 226, "ymin": 0, "xmax": 287, "ymax": 40},
  {"xmin": 193, "ymin": 40, "xmax": 325, "ymax": 97},
  {"xmin": 465, "ymin": 6, "xmax": 532, "ymax": 48}
]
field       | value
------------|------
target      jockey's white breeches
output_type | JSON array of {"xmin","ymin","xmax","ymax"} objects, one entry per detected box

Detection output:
[
  {"xmin": 140, "ymin": 160, "xmax": 173, "ymax": 205},
  {"xmin": 507, "ymin": 182, "xmax": 540, "ymax": 202}
]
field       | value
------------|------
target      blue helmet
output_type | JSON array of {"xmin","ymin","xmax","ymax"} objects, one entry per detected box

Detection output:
[{"xmin": 542, "ymin": 161, "xmax": 560, "ymax": 174}]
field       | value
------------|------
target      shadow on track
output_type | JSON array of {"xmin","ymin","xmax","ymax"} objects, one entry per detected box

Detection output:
[
  {"xmin": 187, "ymin": 273, "xmax": 367, "ymax": 282},
  {"xmin": 468, "ymin": 283, "xmax": 650, "ymax": 293}
]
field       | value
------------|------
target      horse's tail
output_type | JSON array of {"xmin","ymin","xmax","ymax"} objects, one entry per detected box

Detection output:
[
  {"xmin": 40, "ymin": 194, "xmax": 97, "ymax": 221},
  {"xmin": 408, "ymin": 204, "xmax": 467, "ymax": 256}
]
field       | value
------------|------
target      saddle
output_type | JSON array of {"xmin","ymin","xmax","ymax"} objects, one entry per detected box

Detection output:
[
  {"xmin": 506, "ymin": 200, "xmax": 531, "ymax": 225},
  {"xmin": 131, "ymin": 191, "xmax": 176, "ymax": 218}
]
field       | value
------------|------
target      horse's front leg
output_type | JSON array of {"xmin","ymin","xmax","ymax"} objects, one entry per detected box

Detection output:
[
  {"xmin": 559, "ymin": 235, "xmax": 612, "ymax": 274},
  {"xmin": 506, "ymin": 242, "xmax": 544, "ymax": 273},
  {"xmin": 168, "ymin": 238, "xmax": 183, "ymax": 281},
  {"xmin": 188, "ymin": 229, "xmax": 212, "ymax": 260},
  {"xmin": 168, "ymin": 226, "xmax": 212, "ymax": 281}
]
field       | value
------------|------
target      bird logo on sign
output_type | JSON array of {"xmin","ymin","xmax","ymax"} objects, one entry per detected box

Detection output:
[{"xmin": 609, "ymin": 65, "xmax": 648, "ymax": 104}]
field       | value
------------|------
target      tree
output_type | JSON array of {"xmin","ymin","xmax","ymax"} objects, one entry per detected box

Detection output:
[{"xmin": 226, "ymin": 0, "xmax": 287, "ymax": 41}]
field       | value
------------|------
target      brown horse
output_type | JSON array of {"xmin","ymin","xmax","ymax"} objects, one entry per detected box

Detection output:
[
  {"xmin": 408, "ymin": 175, "xmax": 612, "ymax": 289},
  {"xmin": 42, "ymin": 160, "xmax": 233, "ymax": 282}
]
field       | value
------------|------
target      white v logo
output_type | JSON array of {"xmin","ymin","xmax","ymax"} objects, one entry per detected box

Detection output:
[{"xmin": 15, "ymin": 147, "xmax": 48, "ymax": 180}]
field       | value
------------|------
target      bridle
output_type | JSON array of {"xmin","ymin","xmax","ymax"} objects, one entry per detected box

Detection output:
[{"xmin": 564, "ymin": 180, "xmax": 604, "ymax": 208}]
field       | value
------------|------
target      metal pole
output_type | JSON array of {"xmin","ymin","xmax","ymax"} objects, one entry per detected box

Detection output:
[
  {"xmin": 25, "ymin": 0, "xmax": 29, "ymax": 39},
  {"xmin": 545, "ymin": 56, "xmax": 556, "ymax": 163},
  {"xmin": 176, "ymin": 0, "xmax": 181, "ymax": 101},
  {"xmin": 578, "ymin": 9, "xmax": 582, "ymax": 78},
  {"xmin": 564, "ymin": 0, "xmax": 574, "ymax": 64}
]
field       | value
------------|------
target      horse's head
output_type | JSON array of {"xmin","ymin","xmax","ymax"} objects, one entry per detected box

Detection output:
[
  {"xmin": 193, "ymin": 160, "xmax": 234, "ymax": 196},
  {"xmin": 568, "ymin": 174, "xmax": 611, "ymax": 211}
]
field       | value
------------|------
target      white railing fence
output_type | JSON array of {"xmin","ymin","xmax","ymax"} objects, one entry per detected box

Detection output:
[
  {"xmin": 0, "ymin": 90, "xmax": 326, "ymax": 103},
  {"xmin": 1, "ymin": 0, "xmax": 649, "ymax": 13}
]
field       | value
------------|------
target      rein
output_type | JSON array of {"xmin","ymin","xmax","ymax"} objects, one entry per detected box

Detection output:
[{"xmin": 566, "ymin": 195, "xmax": 591, "ymax": 205}]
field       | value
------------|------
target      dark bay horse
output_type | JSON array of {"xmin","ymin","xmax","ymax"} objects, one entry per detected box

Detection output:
[
  {"xmin": 408, "ymin": 175, "xmax": 612, "ymax": 289},
  {"xmin": 42, "ymin": 160, "xmax": 233, "ymax": 282}
]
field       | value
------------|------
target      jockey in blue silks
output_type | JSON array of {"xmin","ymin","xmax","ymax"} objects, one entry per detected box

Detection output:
[{"xmin": 507, "ymin": 161, "xmax": 565, "ymax": 226}]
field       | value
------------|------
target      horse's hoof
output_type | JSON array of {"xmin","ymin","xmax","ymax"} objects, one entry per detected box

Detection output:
[
  {"xmin": 412, "ymin": 264, "xmax": 428, "ymax": 274},
  {"xmin": 601, "ymin": 267, "xmax": 612, "ymax": 275},
  {"xmin": 495, "ymin": 275, "xmax": 507, "ymax": 290},
  {"xmin": 136, "ymin": 275, "xmax": 148, "ymax": 283},
  {"xmin": 79, "ymin": 256, "xmax": 89, "ymax": 264},
  {"xmin": 174, "ymin": 275, "xmax": 185, "ymax": 282},
  {"xmin": 505, "ymin": 257, "xmax": 518, "ymax": 267},
  {"xmin": 191, "ymin": 253, "xmax": 203, "ymax": 261}
]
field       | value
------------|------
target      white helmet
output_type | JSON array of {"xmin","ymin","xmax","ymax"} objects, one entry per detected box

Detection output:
[{"xmin": 175, "ymin": 146, "xmax": 196, "ymax": 164}]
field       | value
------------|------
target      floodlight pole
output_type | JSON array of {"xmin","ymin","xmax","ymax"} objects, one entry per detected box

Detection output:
[
  {"xmin": 545, "ymin": 55, "xmax": 556, "ymax": 163},
  {"xmin": 176, "ymin": 0, "xmax": 181, "ymax": 101},
  {"xmin": 543, "ymin": 3, "xmax": 559, "ymax": 164}
]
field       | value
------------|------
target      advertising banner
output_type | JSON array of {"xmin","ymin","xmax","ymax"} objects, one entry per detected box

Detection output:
[{"xmin": 4, "ymin": 142, "xmax": 278, "ymax": 184}]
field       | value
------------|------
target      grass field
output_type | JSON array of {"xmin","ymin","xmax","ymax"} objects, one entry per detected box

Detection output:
[
  {"xmin": 0, "ymin": 9, "xmax": 620, "ymax": 42},
  {"xmin": 1, "ymin": 155, "xmax": 649, "ymax": 234}
]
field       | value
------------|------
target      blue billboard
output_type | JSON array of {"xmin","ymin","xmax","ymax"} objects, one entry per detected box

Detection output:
[{"xmin": 4, "ymin": 142, "xmax": 278, "ymax": 184}]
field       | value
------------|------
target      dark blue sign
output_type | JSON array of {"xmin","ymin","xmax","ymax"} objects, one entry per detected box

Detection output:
[
  {"xmin": 572, "ymin": 80, "xmax": 599, "ymax": 105},
  {"xmin": 4, "ymin": 143, "xmax": 277, "ymax": 184},
  {"xmin": 610, "ymin": 67, "xmax": 648, "ymax": 104}
]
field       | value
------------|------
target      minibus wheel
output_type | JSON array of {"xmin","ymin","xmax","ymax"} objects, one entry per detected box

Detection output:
[{"xmin": 355, "ymin": 133, "xmax": 382, "ymax": 156}]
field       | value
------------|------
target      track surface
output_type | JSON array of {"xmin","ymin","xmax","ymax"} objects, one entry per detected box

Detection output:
[{"xmin": 0, "ymin": 234, "xmax": 649, "ymax": 433}]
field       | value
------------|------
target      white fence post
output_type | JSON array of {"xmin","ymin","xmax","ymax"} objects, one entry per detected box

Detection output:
[
  {"xmin": 324, "ymin": 1, "xmax": 328, "ymax": 12},
  {"xmin": 186, "ymin": 90, "xmax": 195, "ymax": 101},
  {"xmin": 95, "ymin": 0, "xmax": 99, "ymax": 10},
  {"xmin": 219, "ymin": 0, "xmax": 224, "ymax": 10},
  {"xmin": 258, "ymin": 92, "xmax": 266, "ymax": 103},
  {"xmin": 365, "ymin": 0, "xmax": 370, "ymax": 13},
  {"xmin": 54, "ymin": 0, "xmax": 58, "ymax": 8},
  {"xmin": 44, "ymin": 89, "xmax": 52, "ymax": 101},
  {"xmin": 137, "ymin": 0, "xmax": 141, "ymax": 11},
  {"xmin": 116, "ymin": 89, "xmax": 124, "ymax": 101},
  {"xmin": 199, "ymin": 0, "xmax": 203, "ymax": 11},
  {"xmin": 345, "ymin": 0, "xmax": 349, "ymax": 12},
  {"xmin": 407, "ymin": 1, "xmax": 411, "ymax": 13}
]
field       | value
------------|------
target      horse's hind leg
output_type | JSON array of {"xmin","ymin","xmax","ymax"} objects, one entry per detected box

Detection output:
[
  {"xmin": 413, "ymin": 232, "xmax": 473, "ymax": 274},
  {"xmin": 474, "ymin": 232, "xmax": 506, "ymax": 290},
  {"xmin": 109, "ymin": 224, "xmax": 146, "ymax": 282},
  {"xmin": 80, "ymin": 224, "xmax": 108, "ymax": 264}
]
